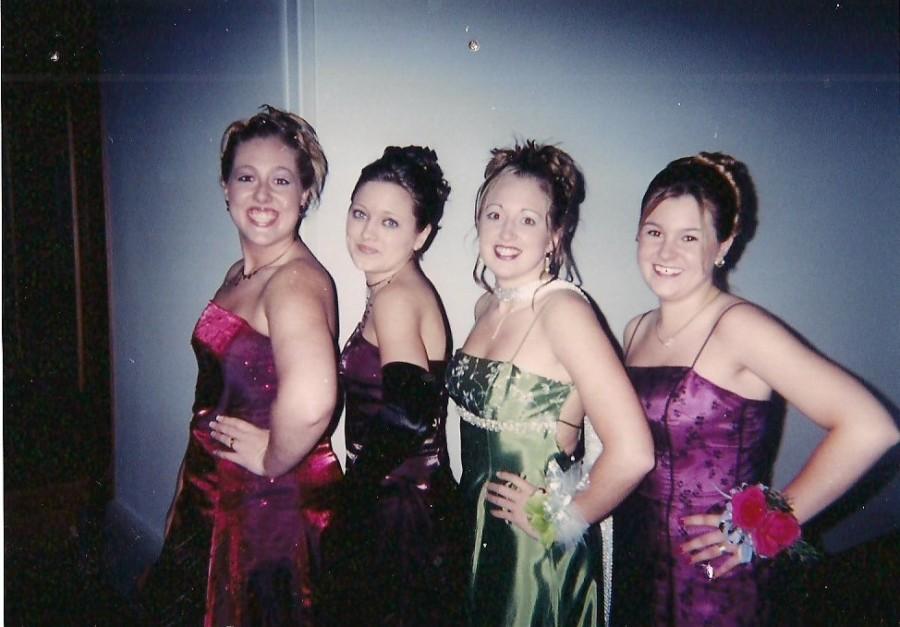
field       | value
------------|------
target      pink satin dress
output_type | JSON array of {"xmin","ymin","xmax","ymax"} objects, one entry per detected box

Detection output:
[{"xmin": 141, "ymin": 302, "xmax": 342, "ymax": 626}]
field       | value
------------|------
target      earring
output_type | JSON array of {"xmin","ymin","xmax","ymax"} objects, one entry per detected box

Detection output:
[
  {"xmin": 225, "ymin": 200, "xmax": 230, "ymax": 212},
  {"xmin": 714, "ymin": 258, "xmax": 725, "ymax": 268}
]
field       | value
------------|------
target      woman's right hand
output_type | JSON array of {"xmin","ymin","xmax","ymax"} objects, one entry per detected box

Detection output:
[
  {"xmin": 681, "ymin": 513, "xmax": 743, "ymax": 579},
  {"xmin": 210, "ymin": 415, "xmax": 269, "ymax": 476},
  {"xmin": 485, "ymin": 471, "xmax": 542, "ymax": 541}
]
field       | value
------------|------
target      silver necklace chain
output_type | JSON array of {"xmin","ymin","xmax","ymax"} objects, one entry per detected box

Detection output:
[{"xmin": 654, "ymin": 290, "xmax": 720, "ymax": 347}]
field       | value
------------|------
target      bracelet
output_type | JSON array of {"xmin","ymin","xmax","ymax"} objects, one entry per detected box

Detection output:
[
  {"xmin": 524, "ymin": 455, "xmax": 590, "ymax": 550},
  {"xmin": 718, "ymin": 483, "xmax": 817, "ymax": 562}
]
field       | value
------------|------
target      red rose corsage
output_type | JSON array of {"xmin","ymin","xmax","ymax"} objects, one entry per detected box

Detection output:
[{"xmin": 718, "ymin": 483, "xmax": 819, "ymax": 562}]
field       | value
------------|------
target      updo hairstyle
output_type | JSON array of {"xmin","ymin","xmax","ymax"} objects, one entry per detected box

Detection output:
[
  {"xmin": 474, "ymin": 140, "xmax": 585, "ymax": 287},
  {"xmin": 640, "ymin": 151, "xmax": 758, "ymax": 284},
  {"xmin": 220, "ymin": 104, "xmax": 329, "ymax": 214},
  {"xmin": 351, "ymin": 145, "xmax": 451, "ymax": 256}
]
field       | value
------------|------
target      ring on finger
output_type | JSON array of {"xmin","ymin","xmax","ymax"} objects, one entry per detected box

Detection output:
[
  {"xmin": 718, "ymin": 544, "xmax": 727, "ymax": 555},
  {"xmin": 229, "ymin": 436, "xmax": 235, "ymax": 449}
]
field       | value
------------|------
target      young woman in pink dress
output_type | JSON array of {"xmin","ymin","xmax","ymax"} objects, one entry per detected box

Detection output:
[{"xmin": 142, "ymin": 105, "xmax": 342, "ymax": 626}]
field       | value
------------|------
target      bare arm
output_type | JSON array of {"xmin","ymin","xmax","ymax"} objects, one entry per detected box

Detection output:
[
  {"xmin": 346, "ymin": 282, "xmax": 441, "ymax": 483},
  {"xmin": 721, "ymin": 305, "xmax": 898, "ymax": 523},
  {"xmin": 261, "ymin": 262, "xmax": 337, "ymax": 476},
  {"xmin": 213, "ymin": 260, "xmax": 338, "ymax": 477},
  {"xmin": 547, "ymin": 294, "xmax": 655, "ymax": 524},
  {"xmin": 371, "ymin": 285, "xmax": 429, "ymax": 368},
  {"xmin": 485, "ymin": 293, "xmax": 654, "ymax": 535},
  {"xmin": 621, "ymin": 313, "xmax": 645, "ymax": 362}
]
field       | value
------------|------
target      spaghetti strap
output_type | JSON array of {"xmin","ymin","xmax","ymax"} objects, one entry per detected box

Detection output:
[
  {"xmin": 690, "ymin": 301, "xmax": 752, "ymax": 369},
  {"xmin": 508, "ymin": 281, "xmax": 585, "ymax": 362},
  {"xmin": 624, "ymin": 311, "xmax": 652, "ymax": 359},
  {"xmin": 508, "ymin": 307, "xmax": 545, "ymax": 362}
]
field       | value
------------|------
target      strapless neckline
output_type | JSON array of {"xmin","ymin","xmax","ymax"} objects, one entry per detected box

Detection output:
[
  {"xmin": 206, "ymin": 300, "xmax": 268, "ymax": 340},
  {"xmin": 452, "ymin": 349, "xmax": 570, "ymax": 387}
]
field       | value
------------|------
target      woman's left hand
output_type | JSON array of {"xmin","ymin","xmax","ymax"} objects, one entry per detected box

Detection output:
[
  {"xmin": 681, "ymin": 513, "xmax": 744, "ymax": 579},
  {"xmin": 485, "ymin": 471, "xmax": 541, "ymax": 541},
  {"xmin": 210, "ymin": 415, "xmax": 269, "ymax": 476}
]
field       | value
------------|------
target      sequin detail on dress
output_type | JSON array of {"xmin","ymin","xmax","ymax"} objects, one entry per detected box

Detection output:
[{"xmin": 140, "ymin": 302, "xmax": 342, "ymax": 626}]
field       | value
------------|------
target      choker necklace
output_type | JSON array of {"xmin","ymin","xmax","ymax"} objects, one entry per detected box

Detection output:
[
  {"xmin": 365, "ymin": 259, "xmax": 411, "ymax": 294},
  {"xmin": 229, "ymin": 242, "xmax": 295, "ymax": 287},
  {"xmin": 362, "ymin": 259, "xmax": 411, "ymax": 321},
  {"xmin": 655, "ymin": 290, "xmax": 720, "ymax": 348},
  {"xmin": 489, "ymin": 277, "xmax": 554, "ymax": 340},
  {"xmin": 494, "ymin": 277, "xmax": 552, "ymax": 303}
]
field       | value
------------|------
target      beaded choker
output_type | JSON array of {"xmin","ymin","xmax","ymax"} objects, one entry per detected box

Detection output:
[{"xmin": 494, "ymin": 278, "xmax": 552, "ymax": 303}]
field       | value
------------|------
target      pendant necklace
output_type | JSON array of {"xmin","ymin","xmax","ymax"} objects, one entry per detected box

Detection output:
[
  {"xmin": 490, "ymin": 277, "xmax": 552, "ymax": 339},
  {"xmin": 655, "ymin": 290, "xmax": 720, "ymax": 348},
  {"xmin": 228, "ymin": 241, "xmax": 295, "ymax": 288}
]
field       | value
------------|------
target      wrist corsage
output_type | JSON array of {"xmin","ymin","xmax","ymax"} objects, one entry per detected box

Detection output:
[
  {"xmin": 524, "ymin": 453, "xmax": 590, "ymax": 550},
  {"xmin": 718, "ymin": 483, "xmax": 819, "ymax": 563}
]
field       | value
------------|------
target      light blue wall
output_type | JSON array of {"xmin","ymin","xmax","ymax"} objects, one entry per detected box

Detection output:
[{"xmin": 101, "ymin": 0, "xmax": 897, "ymax": 554}]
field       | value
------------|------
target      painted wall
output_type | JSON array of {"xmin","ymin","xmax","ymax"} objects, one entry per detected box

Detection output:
[
  {"xmin": 98, "ymin": 0, "xmax": 305, "ymax": 545},
  {"xmin": 100, "ymin": 0, "xmax": 897, "ymax": 554}
]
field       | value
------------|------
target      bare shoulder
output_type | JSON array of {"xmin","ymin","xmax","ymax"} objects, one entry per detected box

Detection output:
[
  {"xmin": 223, "ymin": 258, "xmax": 244, "ymax": 285},
  {"xmin": 715, "ymin": 299, "xmax": 781, "ymax": 339},
  {"xmin": 369, "ymin": 277, "xmax": 423, "ymax": 318},
  {"xmin": 538, "ymin": 288, "xmax": 596, "ymax": 335},
  {"xmin": 269, "ymin": 256, "xmax": 334, "ymax": 297},
  {"xmin": 473, "ymin": 291, "xmax": 493, "ymax": 320},
  {"xmin": 710, "ymin": 299, "xmax": 801, "ymax": 361},
  {"xmin": 260, "ymin": 257, "xmax": 335, "ymax": 327},
  {"xmin": 624, "ymin": 310, "xmax": 653, "ymax": 341},
  {"xmin": 540, "ymin": 286, "xmax": 592, "ymax": 316}
]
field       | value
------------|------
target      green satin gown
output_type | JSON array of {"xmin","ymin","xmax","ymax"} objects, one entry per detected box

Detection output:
[{"xmin": 447, "ymin": 350, "xmax": 599, "ymax": 627}]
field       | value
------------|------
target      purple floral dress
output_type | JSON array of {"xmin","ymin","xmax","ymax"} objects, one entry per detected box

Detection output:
[{"xmin": 613, "ymin": 304, "xmax": 777, "ymax": 626}]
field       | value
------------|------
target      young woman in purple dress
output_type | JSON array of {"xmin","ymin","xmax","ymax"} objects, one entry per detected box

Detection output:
[
  {"xmin": 320, "ymin": 146, "xmax": 464, "ymax": 626},
  {"xmin": 142, "ymin": 105, "xmax": 343, "ymax": 626},
  {"xmin": 612, "ymin": 152, "xmax": 898, "ymax": 626}
]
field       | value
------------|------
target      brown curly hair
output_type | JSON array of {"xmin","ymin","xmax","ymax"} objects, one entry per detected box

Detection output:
[{"xmin": 473, "ymin": 140, "xmax": 585, "ymax": 289}]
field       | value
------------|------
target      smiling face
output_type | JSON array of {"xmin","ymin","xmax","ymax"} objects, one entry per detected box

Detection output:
[
  {"xmin": 222, "ymin": 136, "xmax": 308, "ymax": 248},
  {"xmin": 637, "ymin": 194, "xmax": 732, "ymax": 302},
  {"xmin": 477, "ymin": 172, "xmax": 556, "ymax": 288},
  {"xmin": 346, "ymin": 181, "xmax": 431, "ymax": 283}
]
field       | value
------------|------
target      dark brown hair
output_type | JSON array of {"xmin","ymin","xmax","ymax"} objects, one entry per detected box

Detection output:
[
  {"xmin": 352, "ymin": 145, "xmax": 450, "ymax": 256},
  {"xmin": 640, "ymin": 151, "xmax": 758, "ymax": 287}
]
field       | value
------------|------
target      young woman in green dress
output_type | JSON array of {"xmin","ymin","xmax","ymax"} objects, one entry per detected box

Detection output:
[{"xmin": 446, "ymin": 141, "xmax": 654, "ymax": 626}]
